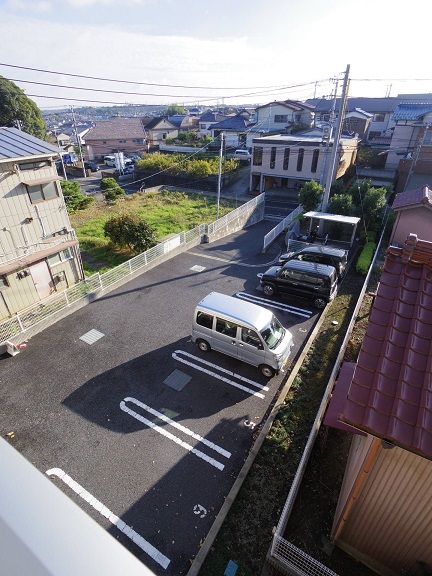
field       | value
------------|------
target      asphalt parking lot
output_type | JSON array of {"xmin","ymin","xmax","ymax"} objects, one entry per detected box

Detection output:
[{"xmin": 0, "ymin": 220, "xmax": 320, "ymax": 576}]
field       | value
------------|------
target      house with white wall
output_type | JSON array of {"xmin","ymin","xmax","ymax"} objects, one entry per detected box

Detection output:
[
  {"xmin": 249, "ymin": 131, "xmax": 358, "ymax": 194},
  {"xmin": 254, "ymin": 100, "xmax": 314, "ymax": 134},
  {"xmin": 198, "ymin": 111, "xmax": 228, "ymax": 137},
  {"xmin": 143, "ymin": 117, "xmax": 178, "ymax": 149},
  {"xmin": 0, "ymin": 127, "xmax": 83, "ymax": 321}
]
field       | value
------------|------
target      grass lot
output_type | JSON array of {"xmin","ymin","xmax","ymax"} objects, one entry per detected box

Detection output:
[
  {"xmin": 201, "ymin": 271, "xmax": 367, "ymax": 576},
  {"xmin": 70, "ymin": 190, "xmax": 235, "ymax": 275}
]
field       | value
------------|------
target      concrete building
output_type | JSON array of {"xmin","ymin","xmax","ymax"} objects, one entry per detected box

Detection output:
[
  {"xmin": 0, "ymin": 127, "xmax": 82, "ymax": 321},
  {"xmin": 249, "ymin": 131, "xmax": 359, "ymax": 194}
]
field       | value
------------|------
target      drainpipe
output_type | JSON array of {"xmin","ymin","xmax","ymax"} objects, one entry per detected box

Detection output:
[{"xmin": 34, "ymin": 205, "xmax": 47, "ymax": 238}]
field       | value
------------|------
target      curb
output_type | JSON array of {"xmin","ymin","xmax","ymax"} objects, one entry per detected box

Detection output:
[{"xmin": 186, "ymin": 304, "xmax": 330, "ymax": 576}]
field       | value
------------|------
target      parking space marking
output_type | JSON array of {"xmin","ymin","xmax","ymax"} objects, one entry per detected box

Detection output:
[
  {"xmin": 123, "ymin": 397, "xmax": 231, "ymax": 459},
  {"xmin": 46, "ymin": 468, "xmax": 170, "ymax": 569},
  {"xmin": 172, "ymin": 350, "xmax": 266, "ymax": 398},
  {"xmin": 235, "ymin": 292, "xmax": 313, "ymax": 318},
  {"xmin": 120, "ymin": 399, "xmax": 226, "ymax": 471},
  {"xmin": 79, "ymin": 329, "xmax": 105, "ymax": 344},
  {"xmin": 188, "ymin": 251, "xmax": 273, "ymax": 268}
]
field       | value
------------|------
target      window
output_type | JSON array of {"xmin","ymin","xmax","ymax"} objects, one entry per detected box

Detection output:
[
  {"xmin": 294, "ymin": 113, "xmax": 301, "ymax": 123},
  {"xmin": 296, "ymin": 148, "xmax": 304, "ymax": 172},
  {"xmin": 241, "ymin": 328, "xmax": 262, "ymax": 348},
  {"xmin": 200, "ymin": 123, "xmax": 206, "ymax": 129},
  {"xmin": 102, "ymin": 141, "xmax": 107, "ymax": 144},
  {"xmin": 373, "ymin": 113, "xmax": 385, "ymax": 122},
  {"xmin": 253, "ymin": 146, "xmax": 263, "ymax": 166},
  {"xmin": 27, "ymin": 182, "xmax": 59, "ymax": 203},
  {"xmin": 311, "ymin": 149, "xmax": 319, "ymax": 173},
  {"xmin": 196, "ymin": 311, "xmax": 213, "ymax": 329},
  {"xmin": 270, "ymin": 147, "xmax": 277, "ymax": 169},
  {"xmin": 368, "ymin": 131, "xmax": 381, "ymax": 140},
  {"xmin": 0, "ymin": 275, "xmax": 9, "ymax": 290},
  {"xmin": 283, "ymin": 148, "xmax": 290, "ymax": 170},
  {"xmin": 48, "ymin": 248, "xmax": 73, "ymax": 267},
  {"xmin": 162, "ymin": 133, "xmax": 167, "ymax": 139},
  {"xmin": 19, "ymin": 161, "xmax": 50, "ymax": 171},
  {"xmin": 215, "ymin": 318, "xmax": 238, "ymax": 338},
  {"xmin": 274, "ymin": 114, "xmax": 288, "ymax": 123}
]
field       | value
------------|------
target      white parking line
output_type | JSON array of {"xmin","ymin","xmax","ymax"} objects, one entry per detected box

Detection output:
[
  {"xmin": 120, "ymin": 400, "xmax": 226, "ymax": 471},
  {"xmin": 46, "ymin": 468, "xmax": 170, "ymax": 569},
  {"xmin": 235, "ymin": 292, "xmax": 312, "ymax": 318},
  {"xmin": 123, "ymin": 397, "xmax": 231, "ymax": 459},
  {"xmin": 188, "ymin": 251, "xmax": 274, "ymax": 268},
  {"xmin": 172, "ymin": 350, "xmax": 266, "ymax": 399}
]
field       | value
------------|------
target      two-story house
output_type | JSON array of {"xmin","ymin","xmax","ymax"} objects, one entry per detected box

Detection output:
[
  {"xmin": 249, "ymin": 131, "xmax": 359, "ymax": 194},
  {"xmin": 143, "ymin": 117, "xmax": 178, "ymax": 149},
  {"xmin": 84, "ymin": 117, "xmax": 148, "ymax": 160},
  {"xmin": 198, "ymin": 111, "xmax": 229, "ymax": 137},
  {"xmin": 254, "ymin": 100, "xmax": 314, "ymax": 134},
  {"xmin": 390, "ymin": 185, "xmax": 432, "ymax": 245},
  {"xmin": 385, "ymin": 103, "xmax": 432, "ymax": 191},
  {"xmin": 0, "ymin": 127, "xmax": 83, "ymax": 321}
]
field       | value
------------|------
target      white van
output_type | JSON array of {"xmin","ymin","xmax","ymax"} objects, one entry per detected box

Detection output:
[
  {"xmin": 233, "ymin": 149, "xmax": 251, "ymax": 162},
  {"xmin": 191, "ymin": 292, "xmax": 293, "ymax": 378},
  {"xmin": 103, "ymin": 155, "xmax": 116, "ymax": 167}
]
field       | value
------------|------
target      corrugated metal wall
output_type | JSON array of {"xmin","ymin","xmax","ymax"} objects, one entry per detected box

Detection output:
[{"xmin": 337, "ymin": 445, "xmax": 432, "ymax": 574}]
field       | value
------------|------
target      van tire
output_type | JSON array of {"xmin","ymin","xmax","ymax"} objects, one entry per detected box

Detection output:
[
  {"xmin": 260, "ymin": 364, "xmax": 275, "ymax": 378},
  {"xmin": 263, "ymin": 284, "xmax": 275, "ymax": 297},
  {"xmin": 314, "ymin": 297, "xmax": 327, "ymax": 309},
  {"xmin": 197, "ymin": 339, "xmax": 210, "ymax": 352}
]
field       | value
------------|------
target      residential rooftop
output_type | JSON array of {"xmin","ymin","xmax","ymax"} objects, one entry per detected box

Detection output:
[
  {"xmin": 0, "ymin": 127, "xmax": 60, "ymax": 162},
  {"xmin": 392, "ymin": 185, "xmax": 432, "ymax": 211},
  {"xmin": 84, "ymin": 117, "xmax": 148, "ymax": 141},
  {"xmin": 340, "ymin": 234, "xmax": 432, "ymax": 460}
]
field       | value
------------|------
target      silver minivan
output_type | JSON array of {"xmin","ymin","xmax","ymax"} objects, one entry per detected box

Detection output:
[{"xmin": 191, "ymin": 292, "xmax": 293, "ymax": 378}]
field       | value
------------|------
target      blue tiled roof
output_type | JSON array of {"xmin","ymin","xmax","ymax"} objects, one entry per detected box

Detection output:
[
  {"xmin": 393, "ymin": 103, "xmax": 432, "ymax": 121},
  {"xmin": 306, "ymin": 97, "xmax": 399, "ymax": 114},
  {"xmin": 209, "ymin": 115, "xmax": 251, "ymax": 131},
  {"xmin": 0, "ymin": 127, "xmax": 60, "ymax": 161}
]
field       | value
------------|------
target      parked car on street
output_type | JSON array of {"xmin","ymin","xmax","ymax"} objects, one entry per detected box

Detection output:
[
  {"xmin": 233, "ymin": 149, "xmax": 251, "ymax": 162},
  {"xmin": 278, "ymin": 246, "xmax": 348, "ymax": 279},
  {"xmin": 259, "ymin": 259, "xmax": 338, "ymax": 309},
  {"xmin": 84, "ymin": 160, "xmax": 101, "ymax": 172}
]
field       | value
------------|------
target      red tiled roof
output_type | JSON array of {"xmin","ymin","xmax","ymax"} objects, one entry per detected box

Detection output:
[
  {"xmin": 392, "ymin": 185, "xmax": 432, "ymax": 211},
  {"xmin": 340, "ymin": 233, "xmax": 432, "ymax": 460},
  {"xmin": 85, "ymin": 118, "xmax": 147, "ymax": 141}
]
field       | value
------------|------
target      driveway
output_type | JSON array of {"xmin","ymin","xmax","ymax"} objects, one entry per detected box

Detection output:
[{"xmin": 0, "ymin": 221, "xmax": 319, "ymax": 576}]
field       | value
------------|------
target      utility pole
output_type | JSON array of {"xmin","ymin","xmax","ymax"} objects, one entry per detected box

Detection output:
[
  {"xmin": 321, "ymin": 64, "xmax": 350, "ymax": 212},
  {"xmin": 216, "ymin": 132, "xmax": 224, "ymax": 219},
  {"xmin": 70, "ymin": 106, "xmax": 86, "ymax": 178},
  {"xmin": 403, "ymin": 123, "xmax": 430, "ymax": 192},
  {"xmin": 54, "ymin": 130, "xmax": 68, "ymax": 181},
  {"xmin": 319, "ymin": 77, "xmax": 339, "ymax": 188}
]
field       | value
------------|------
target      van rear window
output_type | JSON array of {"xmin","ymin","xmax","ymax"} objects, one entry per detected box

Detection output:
[{"xmin": 196, "ymin": 311, "xmax": 213, "ymax": 329}]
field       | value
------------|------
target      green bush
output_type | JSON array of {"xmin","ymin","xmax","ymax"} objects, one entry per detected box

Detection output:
[
  {"xmin": 104, "ymin": 213, "xmax": 157, "ymax": 254},
  {"xmin": 135, "ymin": 152, "xmax": 238, "ymax": 177},
  {"xmin": 61, "ymin": 181, "xmax": 94, "ymax": 213},
  {"xmin": 100, "ymin": 177, "xmax": 125, "ymax": 202},
  {"xmin": 356, "ymin": 241, "xmax": 376, "ymax": 275}
]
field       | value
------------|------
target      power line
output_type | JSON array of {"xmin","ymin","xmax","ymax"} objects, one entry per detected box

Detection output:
[
  {"xmin": 0, "ymin": 61, "xmax": 317, "ymax": 91},
  {"xmin": 7, "ymin": 77, "xmax": 326, "ymax": 105}
]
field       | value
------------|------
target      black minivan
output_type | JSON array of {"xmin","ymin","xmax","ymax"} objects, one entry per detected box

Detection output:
[
  {"xmin": 278, "ymin": 246, "xmax": 348, "ymax": 279},
  {"xmin": 259, "ymin": 259, "xmax": 338, "ymax": 309}
]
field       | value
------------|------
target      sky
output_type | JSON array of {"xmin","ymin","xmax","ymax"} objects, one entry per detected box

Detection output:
[{"xmin": 0, "ymin": 0, "xmax": 431, "ymax": 110}]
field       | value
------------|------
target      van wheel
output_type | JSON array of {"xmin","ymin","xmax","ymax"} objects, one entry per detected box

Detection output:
[
  {"xmin": 197, "ymin": 339, "xmax": 210, "ymax": 352},
  {"xmin": 263, "ymin": 284, "xmax": 275, "ymax": 297},
  {"xmin": 314, "ymin": 297, "xmax": 327, "ymax": 309},
  {"xmin": 260, "ymin": 364, "xmax": 275, "ymax": 378}
]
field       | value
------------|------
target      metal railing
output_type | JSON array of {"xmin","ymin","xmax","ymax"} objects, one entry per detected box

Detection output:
[
  {"xmin": 271, "ymin": 537, "xmax": 338, "ymax": 576},
  {"xmin": 0, "ymin": 196, "xmax": 263, "ymax": 346},
  {"xmin": 262, "ymin": 205, "xmax": 303, "ymax": 252}
]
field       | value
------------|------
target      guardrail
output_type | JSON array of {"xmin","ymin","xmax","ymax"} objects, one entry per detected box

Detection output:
[
  {"xmin": 262, "ymin": 205, "xmax": 303, "ymax": 252},
  {"xmin": 268, "ymin": 213, "xmax": 389, "ymax": 576},
  {"xmin": 0, "ymin": 195, "xmax": 264, "ymax": 347}
]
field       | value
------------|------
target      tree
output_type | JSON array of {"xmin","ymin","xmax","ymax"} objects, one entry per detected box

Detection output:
[
  {"xmin": 165, "ymin": 104, "xmax": 186, "ymax": 115},
  {"xmin": 104, "ymin": 214, "xmax": 157, "ymax": 254},
  {"xmin": 100, "ymin": 177, "xmax": 125, "ymax": 202},
  {"xmin": 328, "ymin": 193, "xmax": 353, "ymax": 216},
  {"xmin": 298, "ymin": 181, "xmax": 323, "ymax": 212},
  {"xmin": 61, "ymin": 181, "xmax": 94, "ymax": 213},
  {"xmin": 362, "ymin": 187, "xmax": 387, "ymax": 229},
  {"xmin": 0, "ymin": 76, "xmax": 46, "ymax": 139}
]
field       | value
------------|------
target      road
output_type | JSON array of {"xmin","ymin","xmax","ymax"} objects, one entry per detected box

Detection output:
[{"xmin": 0, "ymin": 221, "xmax": 319, "ymax": 576}]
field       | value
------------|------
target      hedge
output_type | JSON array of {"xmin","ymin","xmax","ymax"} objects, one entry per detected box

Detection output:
[{"xmin": 356, "ymin": 241, "xmax": 376, "ymax": 275}]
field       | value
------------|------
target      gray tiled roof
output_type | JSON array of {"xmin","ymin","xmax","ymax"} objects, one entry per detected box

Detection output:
[
  {"xmin": 306, "ymin": 97, "xmax": 399, "ymax": 114},
  {"xmin": 392, "ymin": 185, "xmax": 432, "ymax": 210},
  {"xmin": 393, "ymin": 103, "xmax": 432, "ymax": 121},
  {"xmin": 0, "ymin": 127, "xmax": 60, "ymax": 161}
]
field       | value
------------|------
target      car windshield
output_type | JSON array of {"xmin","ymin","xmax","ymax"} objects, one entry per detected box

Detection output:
[{"xmin": 260, "ymin": 316, "xmax": 285, "ymax": 350}]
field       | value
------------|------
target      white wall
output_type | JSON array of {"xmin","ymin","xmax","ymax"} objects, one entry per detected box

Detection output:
[{"xmin": 255, "ymin": 103, "xmax": 312, "ymax": 132}]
